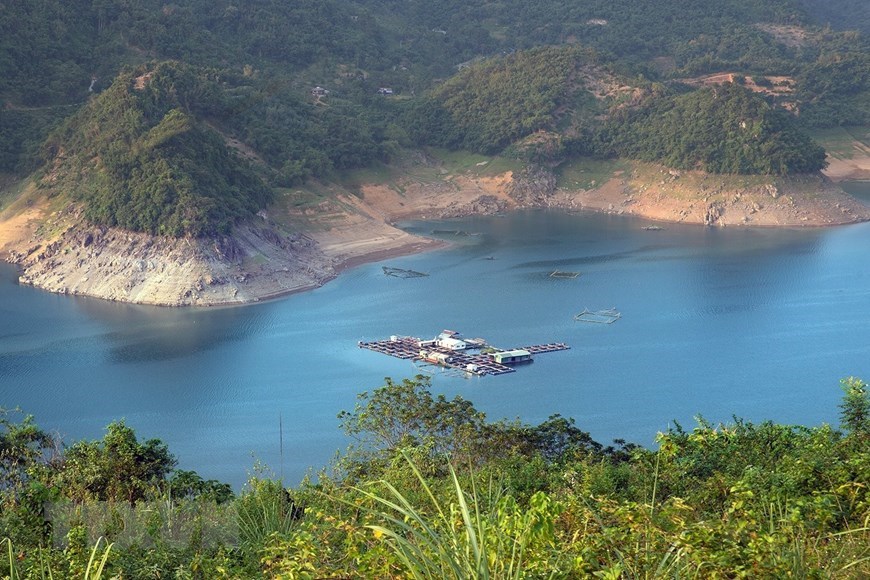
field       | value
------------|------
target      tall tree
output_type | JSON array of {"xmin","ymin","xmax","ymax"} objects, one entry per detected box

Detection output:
[{"xmin": 53, "ymin": 421, "xmax": 176, "ymax": 504}]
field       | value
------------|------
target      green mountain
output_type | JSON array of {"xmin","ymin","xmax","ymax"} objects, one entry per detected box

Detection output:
[
  {"xmin": 37, "ymin": 60, "xmax": 391, "ymax": 236},
  {"xmin": 40, "ymin": 62, "xmax": 273, "ymax": 237},
  {"xmin": 1, "ymin": 0, "xmax": 868, "ymax": 236},
  {"xmin": 406, "ymin": 46, "xmax": 625, "ymax": 155}
]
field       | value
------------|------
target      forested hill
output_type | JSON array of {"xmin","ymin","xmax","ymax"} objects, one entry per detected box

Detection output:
[
  {"xmin": 39, "ymin": 60, "xmax": 391, "ymax": 236},
  {"xmin": 799, "ymin": 0, "xmax": 870, "ymax": 34},
  {"xmin": 3, "ymin": 0, "xmax": 863, "ymax": 106},
  {"xmin": 0, "ymin": 0, "xmax": 819, "ymax": 105},
  {"xmin": 601, "ymin": 83, "xmax": 828, "ymax": 175},
  {"xmin": 41, "ymin": 63, "xmax": 273, "ymax": 237},
  {"xmin": 1, "ymin": 0, "xmax": 868, "ymax": 236}
]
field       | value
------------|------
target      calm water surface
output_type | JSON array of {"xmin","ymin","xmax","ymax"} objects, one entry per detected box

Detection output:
[{"xmin": 2, "ymin": 182, "xmax": 869, "ymax": 488}]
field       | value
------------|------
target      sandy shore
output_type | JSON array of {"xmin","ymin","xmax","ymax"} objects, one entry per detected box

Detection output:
[{"xmin": 0, "ymin": 200, "xmax": 45, "ymax": 256}]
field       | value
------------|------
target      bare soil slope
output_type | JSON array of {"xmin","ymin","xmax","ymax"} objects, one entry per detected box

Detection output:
[{"xmin": 555, "ymin": 164, "xmax": 870, "ymax": 226}]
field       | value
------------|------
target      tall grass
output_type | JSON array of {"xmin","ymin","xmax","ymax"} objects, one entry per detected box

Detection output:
[
  {"xmin": 235, "ymin": 478, "xmax": 300, "ymax": 547},
  {"xmin": 348, "ymin": 452, "xmax": 562, "ymax": 580},
  {"xmin": 2, "ymin": 536, "xmax": 112, "ymax": 580}
]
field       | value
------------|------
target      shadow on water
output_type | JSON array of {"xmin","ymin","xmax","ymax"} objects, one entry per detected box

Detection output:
[
  {"xmin": 71, "ymin": 295, "xmax": 277, "ymax": 365},
  {"xmin": 511, "ymin": 245, "xmax": 669, "ymax": 269}
]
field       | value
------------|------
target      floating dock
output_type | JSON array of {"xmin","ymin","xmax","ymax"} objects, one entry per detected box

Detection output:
[{"xmin": 358, "ymin": 331, "xmax": 569, "ymax": 376}]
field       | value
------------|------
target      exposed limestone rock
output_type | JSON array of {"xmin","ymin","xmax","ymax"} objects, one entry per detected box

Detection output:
[
  {"xmin": 8, "ymin": 207, "xmax": 334, "ymax": 306},
  {"xmin": 766, "ymin": 184, "xmax": 780, "ymax": 198},
  {"xmin": 438, "ymin": 194, "xmax": 508, "ymax": 218},
  {"xmin": 560, "ymin": 165, "xmax": 869, "ymax": 227},
  {"xmin": 508, "ymin": 166, "xmax": 556, "ymax": 205},
  {"xmin": 704, "ymin": 202, "xmax": 724, "ymax": 226},
  {"xmin": 3, "ymin": 160, "xmax": 869, "ymax": 307}
]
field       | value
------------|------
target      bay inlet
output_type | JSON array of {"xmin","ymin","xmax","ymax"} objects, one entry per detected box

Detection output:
[{"xmin": 2, "ymin": 189, "xmax": 870, "ymax": 488}]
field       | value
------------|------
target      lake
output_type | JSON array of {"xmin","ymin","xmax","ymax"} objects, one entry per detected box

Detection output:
[{"xmin": 2, "ymin": 181, "xmax": 869, "ymax": 489}]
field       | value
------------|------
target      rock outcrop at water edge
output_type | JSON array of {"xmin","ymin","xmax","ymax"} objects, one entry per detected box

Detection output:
[{"xmin": 8, "ymin": 206, "xmax": 334, "ymax": 306}]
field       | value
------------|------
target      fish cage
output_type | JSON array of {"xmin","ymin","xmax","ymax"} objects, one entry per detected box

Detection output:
[
  {"xmin": 574, "ymin": 307, "xmax": 621, "ymax": 324},
  {"xmin": 383, "ymin": 266, "xmax": 429, "ymax": 278},
  {"xmin": 549, "ymin": 270, "xmax": 580, "ymax": 279}
]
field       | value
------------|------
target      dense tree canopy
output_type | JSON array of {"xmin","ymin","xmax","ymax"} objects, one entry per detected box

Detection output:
[
  {"xmin": 41, "ymin": 63, "xmax": 272, "ymax": 237},
  {"xmin": 602, "ymin": 83, "xmax": 828, "ymax": 174},
  {"xmin": 408, "ymin": 46, "xmax": 606, "ymax": 154},
  {"xmin": 52, "ymin": 421, "xmax": 176, "ymax": 504}
]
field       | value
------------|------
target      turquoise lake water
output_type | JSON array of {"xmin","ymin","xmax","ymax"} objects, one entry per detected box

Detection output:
[{"xmin": 2, "ymin": 182, "xmax": 869, "ymax": 489}]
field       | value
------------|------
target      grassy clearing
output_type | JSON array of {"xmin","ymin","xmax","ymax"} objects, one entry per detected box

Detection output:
[
  {"xmin": 811, "ymin": 126, "xmax": 870, "ymax": 158},
  {"xmin": 0, "ymin": 176, "xmax": 36, "ymax": 214},
  {"xmin": 426, "ymin": 147, "xmax": 521, "ymax": 176},
  {"xmin": 267, "ymin": 185, "xmax": 337, "ymax": 231},
  {"xmin": 273, "ymin": 187, "xmax": 330, "ymax": 211},
  {"xmin": 622, "ymin": 161, "xmax": 780, "ymax": 203},
  {"xmin": 722, "ymin": 174, "xmax": 774, "ymax": 189},
  {"xmin": 338, "ymin": 162, "xmax": 398, "ymax": 189},
  {"xmin": 265, "ymin": 148, "xmax": 521, "ymax": 227},
  {"xmin": 244, "ymin": 253, "xmax": 269, "ymax": 267},
  {"xmin": 846, "ymin": 125, "xmax": 870, "ymax": 147},
  {"xmin": 557, "ymin": 156, "xmax": 628, "ymax": 189}
]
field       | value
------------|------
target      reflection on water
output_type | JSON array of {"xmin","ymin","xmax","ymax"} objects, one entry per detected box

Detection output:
[
  {"xmin": 99, "ymin": 308, "xmax": 270, "ymax": 365},
  {"xmin": 1, "ymin": 206, "xmax": 870, "ymax": 489}
]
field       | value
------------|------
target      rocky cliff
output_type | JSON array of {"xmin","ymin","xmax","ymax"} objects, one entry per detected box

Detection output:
[{"xmin": 5, "ymin": 204, "xmax": 333, "ymax": 306}]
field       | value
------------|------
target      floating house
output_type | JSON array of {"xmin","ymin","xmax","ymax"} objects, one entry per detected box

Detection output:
[
  {"xmin": 436, "ymin": 330, "xmax": 467, "ymax": 350},
  {"xmin": 421, "ymin": 351, "xmax": 452, "ymax": 364},
  {"xmin": 437, "ymin": 336, "xmax": 467, "ymax": 350},
  {"xmin": 491, "ymin": 349, "xmax": 532, "ymax": 365}
]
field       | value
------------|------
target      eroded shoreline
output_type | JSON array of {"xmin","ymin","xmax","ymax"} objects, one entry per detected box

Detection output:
[{"xmin": 1, "ymin": 163, "xmax": 869, "ymax": 307}]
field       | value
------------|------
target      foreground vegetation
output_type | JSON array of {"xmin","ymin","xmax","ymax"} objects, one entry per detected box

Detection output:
[{"xmin": 1, "ymin": 376, "xmax": 868, "ymax": 578}]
